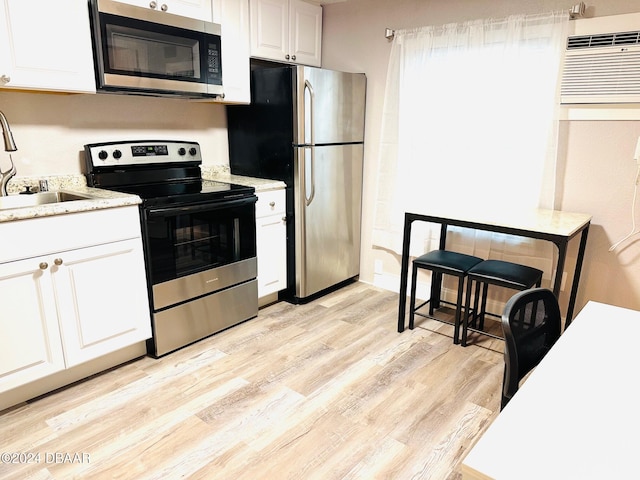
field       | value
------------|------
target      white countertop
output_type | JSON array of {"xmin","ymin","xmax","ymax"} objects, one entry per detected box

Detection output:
[{"xmin": 461, "ymin": 301, "xmax": 640, "ymax": 480}]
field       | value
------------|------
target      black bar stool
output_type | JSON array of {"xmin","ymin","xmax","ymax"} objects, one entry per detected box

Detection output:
[
  {"xmin": 409, "ymin": 250, "xmax": 483, "ymax": 344},
  {"xmin": 462, "ymin": 259, "xmax": 543, "ymax": 346}
]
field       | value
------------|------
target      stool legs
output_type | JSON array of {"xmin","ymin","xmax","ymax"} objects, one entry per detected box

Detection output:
[
  {"xmin": 430, "ymin": 272, "xmax": 442, "ymax": 314},
  {"xmin": 409, "ymin": 263, "xmax": 419, "ymax": 329},
  {"xmin": 479, "ymin": 283, "xmax": 489, "ymax": 330},
  {"xmin": 452, "ymin": 275, "xmax": 465, "ymax": 344},
  {"xmin": 463, "ymin": 278, "xmax": 474, "ymax": 347},
  {"xmin": 409, "ymin": 266, "xmax": 467, "ymax": 343},
  {"xmin": 461, "ymin": 277, "xmax": 544, "ymax": 346}
]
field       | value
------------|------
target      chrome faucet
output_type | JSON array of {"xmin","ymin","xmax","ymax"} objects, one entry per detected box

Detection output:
[{"xmin": 0, "ymin": 110, "xmax": 17, "ymax": 196}]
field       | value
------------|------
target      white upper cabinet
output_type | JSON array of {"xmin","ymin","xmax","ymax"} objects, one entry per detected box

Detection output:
[
  {"xmin": 0, "ymin": 0, "xmax": 96, "ymax": 93},
  {"xmin": 250, "ymin": 0, "xmax": 288, "ymax": 61},
  {"xmin": 249, "ymin": 0, "xmax": 322, "ymax": 67},
  {"xmin": 212, "ymin": 0, "xmax": 251, "ymax": 104},
  {"xmin": 289, "ymin": 0, "xmax": 322, "ymax": 66},
  {"xmin": 114, "ymin": 0, "xmax": 213, "ymax": 21}
]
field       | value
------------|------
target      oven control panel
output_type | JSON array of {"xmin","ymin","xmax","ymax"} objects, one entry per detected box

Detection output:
[{"xmin": 85, "ymin": 140, "xmax": 202, "ymax": 168}]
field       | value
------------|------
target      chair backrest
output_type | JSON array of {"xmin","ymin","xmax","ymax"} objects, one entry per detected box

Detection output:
[{"xmin": 500, "ymin": 288, "xmax": 561, "ymax": 410}]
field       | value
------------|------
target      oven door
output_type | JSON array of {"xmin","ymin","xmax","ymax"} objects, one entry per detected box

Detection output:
[{"xmin": 142, "ymin": 195, "xmax": 257, "ymax": 290}]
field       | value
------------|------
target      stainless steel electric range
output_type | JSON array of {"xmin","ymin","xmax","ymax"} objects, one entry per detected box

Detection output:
[{"xmin": 84, "ymin": 140, "xmax": 258, "ymax": 357}]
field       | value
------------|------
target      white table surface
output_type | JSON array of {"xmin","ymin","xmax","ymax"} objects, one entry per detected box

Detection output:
[
  {"xmin": 412, "ymin": 206, "xmax": 592, "ymax": 237},
  {"xmin": 461, "ymin": 301, "xmax": 640, "ymax": 480}
]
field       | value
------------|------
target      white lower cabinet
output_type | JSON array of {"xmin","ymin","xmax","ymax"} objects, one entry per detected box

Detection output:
[
  {"xmin": 0, "ymin": 206, "xmax": 151, "ymax": 395},
  {"xmin": 0, "ymin": 257, "xmax": 65, "ymax": 392},
  {"xmin": 256, "ymin": 188, "xmax": 287, "ymax": 299},
  {"xmin": 53, "ymin": 239, "xmax": 151, "ymax": 367}
]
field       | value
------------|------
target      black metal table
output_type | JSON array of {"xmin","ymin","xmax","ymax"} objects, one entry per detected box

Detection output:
[{"xmin": 397, "ymin": 208, "xmax": 592, "ymax": 333}]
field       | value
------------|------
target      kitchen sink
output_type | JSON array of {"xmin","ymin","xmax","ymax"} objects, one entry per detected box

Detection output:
[{"xmin": 0, "ymin": 191, "xmax": 92, "ymax": 211}]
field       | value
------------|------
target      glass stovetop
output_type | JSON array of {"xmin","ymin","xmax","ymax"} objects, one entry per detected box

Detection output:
[{"xmin": 113, "ymin": 180, "xmax": 255, "ymax": 206}]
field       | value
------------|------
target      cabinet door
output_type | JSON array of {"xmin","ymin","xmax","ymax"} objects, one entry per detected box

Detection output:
[
  {"xmin": 249, "ymin": 0, "xmax": 289, "ymax": 63},
  {"xmin": 256, "ymin": 214, "xmax": 287, "ymax": 297},
  {"xmin": 0, "ymin": 0, "xmax": 95, "ymax": 93},
  {"xmin": 0, "ymin": 257, "xmax": 65, "ymax": 393},
  {"xmin": 256, "ymin": 189, "xmax": 287, "ymax": 298},
  {"xmin": 289, "ymin": 0, "xmax": 321, "ymax": 67},
  {"xmin": 216, "ymin": 0, "xmax": 250, "ymax": 104},
  {"xmin": 54, "ymin": 239, "xmax": 152, "ymax": 367},
  {"xmin": 114, "ymin": 0, "xmax": 213, "ymax": 21}
]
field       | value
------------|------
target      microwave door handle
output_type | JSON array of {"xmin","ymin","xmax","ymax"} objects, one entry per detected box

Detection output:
[{"xmin": 304, "ymin": 80, "xmax": 315, "ymax": 206}]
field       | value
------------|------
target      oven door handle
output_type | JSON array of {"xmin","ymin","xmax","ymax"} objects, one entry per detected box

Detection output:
[{"xmin": 146, "ymin": 195, "xmax": 257, "ymax": 218}]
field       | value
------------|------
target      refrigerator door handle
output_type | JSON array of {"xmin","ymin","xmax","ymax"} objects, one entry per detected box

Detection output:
[{"xmin": 304, "ymin": 80, "xmax": 316, "ymax": 206}]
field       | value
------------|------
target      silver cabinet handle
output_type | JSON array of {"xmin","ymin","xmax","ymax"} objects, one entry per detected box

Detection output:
[
  {"xmin": 285, "ymin": 54, "xmax": 290, "ymax": 60},
  {"xmin": 161, "ymin": 3, "xmax": 168, "ymax": 11},
  {"xmin": 54, "ymin": 258, "xmax": 63, "ymax": 266},
  {"xmin": 282, "ymin": 216, "xmax": 287, "ymax": 222},
  {"xmin": 0, "ymin": 75, "xmax": 10, "ymax": 84},
  {"xmin": 291, "ymin": 55, "xmax": 296, "ymax": 61},
  {"xmin": 269, "ymin": 201, "xmax": 276, "ymax": 207},
  {"xmin": 39, "ymin": 262, "xmax": 48, "ymax": 270},
  {"xmin": 149, "ymin": 1, "xmax": 157, "ymax": 8}
]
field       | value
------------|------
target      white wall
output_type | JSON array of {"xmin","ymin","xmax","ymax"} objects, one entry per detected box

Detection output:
[
  {"xmin": 321, "ymin": 0, "xmax": 640, "ymax": 313},
  {"xmin": 0, "ymin": 91, "xmax": 228, "ymax": 178}
]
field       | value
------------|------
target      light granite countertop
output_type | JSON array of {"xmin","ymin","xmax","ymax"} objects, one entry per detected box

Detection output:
[
  {"xmin": 1, "ymin": 170, "xmax": 285, "ymax": 223},
  {"xmin": 200, "ymin": 168, "xmax": 286, "ymax": 192},
  {"xmin": 0, "ymin": 186, "xmax": 141, "ymax": 223}
]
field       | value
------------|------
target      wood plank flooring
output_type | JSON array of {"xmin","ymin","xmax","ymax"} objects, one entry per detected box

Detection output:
[{"xmin": 0, "ymin": 282, "xmax": 504, "ymax": 480}]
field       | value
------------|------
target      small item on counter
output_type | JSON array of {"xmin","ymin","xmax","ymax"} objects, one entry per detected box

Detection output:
[{"xmin": 19, "ymin": 185, "xmax": 35, "ymax": 195}]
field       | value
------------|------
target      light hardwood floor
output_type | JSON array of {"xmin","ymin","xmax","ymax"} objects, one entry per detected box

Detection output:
[{"xmin": 0, "ymin": 282, "xmax": 504, "ymax": 480}]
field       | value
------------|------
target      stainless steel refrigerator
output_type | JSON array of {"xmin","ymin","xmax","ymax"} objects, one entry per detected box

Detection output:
[{"xmin": 227, "ymin": 65, "xmax": 366, "ymax": 302}]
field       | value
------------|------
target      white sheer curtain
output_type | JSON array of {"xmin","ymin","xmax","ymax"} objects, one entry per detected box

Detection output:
[{"xmin": 374, "ymin": 11, "xmax": 569, "ymax": 299}]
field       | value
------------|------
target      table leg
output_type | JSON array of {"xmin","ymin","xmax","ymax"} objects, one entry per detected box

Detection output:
[
  {"xmin": 565, "ymin": 224, "xmax": 590, "ymax": 328},
  {"xmin": 553, "ymin": 241, "xmax": 567, "ymax": 299},
  {"xmin": 397, "ymin": 214, "xmax": 413, "ymax": 332}
]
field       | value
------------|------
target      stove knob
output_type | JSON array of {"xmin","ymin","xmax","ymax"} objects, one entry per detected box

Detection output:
[
  {"xmin": 98, "ymin": 150, "xmax": 108, "ymax": 160},
  {"xmin": 189, "ymin": 147, "xmax": 197, "ymax": 156},
  {"xmin": 113, "ymin": 149, "xmax": 122, "ymax": 159},
  {"xmin": 178, "ymin": 147, "xmax": 186, "ymax": 156}
]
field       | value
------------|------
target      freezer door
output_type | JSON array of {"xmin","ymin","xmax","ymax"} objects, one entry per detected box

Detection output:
[
  {"xmin": 294, "ymin": 143, "xmax": 363, "ymax": 298},
  {"xmin": 295, "ymin": 66, "xmax": 366, "ymax": 146}
]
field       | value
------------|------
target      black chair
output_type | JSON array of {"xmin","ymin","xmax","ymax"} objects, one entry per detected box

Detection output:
[
  {"xmin": 409, "ymin": 250, "xmax": 483, "ymax": 344},
  {"xmin": 500, "ymin": 287, "xmax": 561, "ymax": 409},
  {"xmin": 462, "ymin": 259, "xmax": 543, "ymax": 346}
]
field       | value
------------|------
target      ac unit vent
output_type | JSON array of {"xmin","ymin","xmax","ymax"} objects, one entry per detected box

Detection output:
[
  {"xmin": 561, "ymin": 13, "xmax": 640, "ymax": 104},
  {"xmin": 567, "ymin": 31, "xmax": 640, "ymax": 50},
  {"xmin": 562, "ymin": 50, "xmax": 640, "ymax": 102}
]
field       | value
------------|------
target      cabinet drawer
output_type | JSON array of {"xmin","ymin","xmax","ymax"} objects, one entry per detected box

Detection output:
[
  {"xmin": 0, "ymin": 206, "xmax": 142, "ymax": 264},
  {"xmin": 256, "ymin": 189, "xmax": 286, "ymax": 218}
]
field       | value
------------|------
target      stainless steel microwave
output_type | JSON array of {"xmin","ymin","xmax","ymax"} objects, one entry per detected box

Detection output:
[{"xmin": 89, "ymin": 0, "xmax": 223, "ymax": 98}]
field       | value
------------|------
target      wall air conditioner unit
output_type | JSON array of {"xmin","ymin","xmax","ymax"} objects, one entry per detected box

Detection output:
[{"xmin": 561, "ymin": 12, "xmax": 640, "ymax": 104}]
